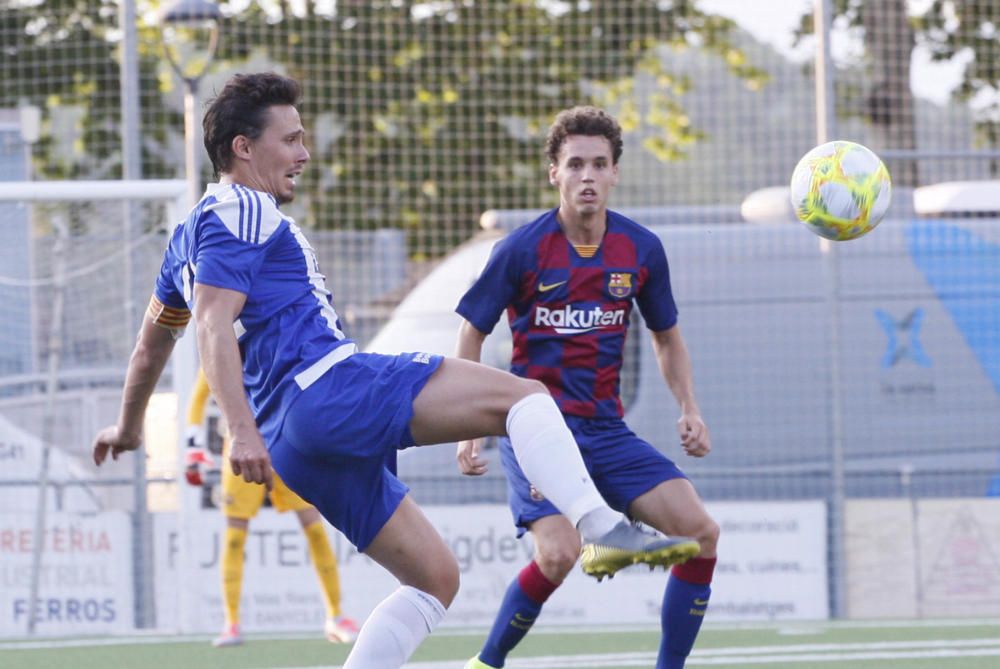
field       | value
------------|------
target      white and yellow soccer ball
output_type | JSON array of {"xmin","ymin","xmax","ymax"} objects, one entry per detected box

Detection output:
[{"xmin": 790, "ymin": 140, "xmax": 892, "ymax": 241}]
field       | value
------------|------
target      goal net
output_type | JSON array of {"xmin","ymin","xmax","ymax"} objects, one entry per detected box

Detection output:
[{"xmin": 0, "ymin": 179, "xmax": 191, "ymax": 635}]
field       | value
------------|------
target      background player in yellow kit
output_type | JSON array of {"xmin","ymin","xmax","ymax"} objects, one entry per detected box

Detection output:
[{"xmin": 185, "ymin": 368, "xmax": 359, "ymax": 647}]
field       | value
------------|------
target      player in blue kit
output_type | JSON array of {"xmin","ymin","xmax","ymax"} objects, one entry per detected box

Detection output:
[
  {"xmin": 456, "ymin": 106, "xmax": 720, "ymax": 669},
  {"xmin": 91, "ymin": 74, "xmax": 697, "ymax": 669}
]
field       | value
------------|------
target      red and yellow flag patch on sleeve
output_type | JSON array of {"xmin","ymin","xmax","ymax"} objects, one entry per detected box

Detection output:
[{"xmin": 147, "ymin": 294, "xmax": 191, "ymax": 331}]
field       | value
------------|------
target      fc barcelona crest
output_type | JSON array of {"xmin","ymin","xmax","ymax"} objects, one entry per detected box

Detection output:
[{"xmin": 608, "ymin": 272, "xmax": 633, "ymax": 298}]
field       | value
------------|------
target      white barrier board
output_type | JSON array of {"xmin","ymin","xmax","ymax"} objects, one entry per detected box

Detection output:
[
  {"xmin": 845, "ymin": 497, "xmax": 1000, "ymax": 618},
  {"xmin": 0, "ymin": 414, "xmax": 101, "ymax": 513},
  {"xmin": 0, "ymin": 511, "xmax": 133, "ymax": 636},
  {"xmin": 155, "ymin": 500, "xmax": 827, "ymax": 633},
  {"xmin": 154, "ymin": 510, "xmax": 336, "ymax": 634}
]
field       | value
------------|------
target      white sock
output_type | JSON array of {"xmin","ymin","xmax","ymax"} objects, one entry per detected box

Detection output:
[
  {"xmin": 577, "ymin": 506, "xmax": 622, "ymax": 540},
  {"xmin": 343, "ymin": 586, "xmax": 446, "ymax": 669},
  {"xmin": 506, "ymin": 393, "xmax": 618, "ymax": 540}
]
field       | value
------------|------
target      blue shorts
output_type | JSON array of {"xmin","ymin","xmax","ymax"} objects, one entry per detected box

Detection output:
[
  {"xmin": 499, "ymin": 415, "xmax": 687, "ymax": 535},
  {"xmin": 269, "ymin": 351, "xmax": 442, "ymax": 551}
]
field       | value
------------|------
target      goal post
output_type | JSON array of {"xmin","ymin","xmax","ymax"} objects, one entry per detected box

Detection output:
[
  {"xmin": 0, "ymin": 179, "xmax": 189, "ymax": 205},
  {"xmin": 0, "ymin": 179, "xmax": 198, "ymax": 634}
]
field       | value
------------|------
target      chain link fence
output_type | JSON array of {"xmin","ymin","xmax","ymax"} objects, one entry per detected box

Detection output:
[{"xmin": 1, "ymin": 0, "xmax": 999, "ymax": 633}]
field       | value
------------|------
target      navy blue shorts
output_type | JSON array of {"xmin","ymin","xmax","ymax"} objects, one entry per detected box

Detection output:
[
  {"xmin": 269, "ymin": 351, "xmax": 442, "ymax": 551},
  {"xmin": 499, "ymin": 415, "xmax": 687, "ymax": 535}
]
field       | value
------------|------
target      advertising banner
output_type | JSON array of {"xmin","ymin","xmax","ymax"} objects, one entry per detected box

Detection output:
[
  {"xmin": 156, "ymin": 500, "xmax": 827, "ymax": 633},
  {"xmin": 154, "ymin": 510, "xmax": 337, "ymax": 634},
  {"xmin": 0, "ymin": 511, "xmax": 133, "ymax": 636}
]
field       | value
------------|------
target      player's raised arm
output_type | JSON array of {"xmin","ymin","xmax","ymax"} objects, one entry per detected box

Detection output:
[{"xmin": 93, "ymin": 306, "xmax": 179, "ymax": 465}]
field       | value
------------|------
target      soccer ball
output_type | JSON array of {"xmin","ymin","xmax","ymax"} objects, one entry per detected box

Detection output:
[{"xmin": 790, "ymin": 140, "xmax": 892, "ymax": 241}]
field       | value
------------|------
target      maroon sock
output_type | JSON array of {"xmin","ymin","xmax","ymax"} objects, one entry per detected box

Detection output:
[
  {"xmin": 518, "ymin": 560, "xmax": 559, "ymax": 603},
  {"xmin": 671, "ymin": 556, "xmax": 716, "ymax": 585}
]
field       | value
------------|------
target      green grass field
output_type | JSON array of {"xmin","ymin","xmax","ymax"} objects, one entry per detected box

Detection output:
[{"xmin": 3, "ymin": 619, "xmax": 999, "ymax": 668}]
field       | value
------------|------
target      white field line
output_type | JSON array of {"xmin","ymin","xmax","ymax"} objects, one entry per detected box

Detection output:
[
  {"xmin": 393, "ymin": 641, "xmax": 1000, "ymax": 669},
  {"xmin": 6, "ymin": 626, "xmax": 1000, "ymax": 669},
  {"xmin": 8, "ymin": 637, "xmax": 992, "ymax": 668},
  {"xmin": 0, "ymin": 634, "xmax": 210, "ymax": 650},
  {"xmin": 696, "ymin": 637, "xmax": 1000, "ymax": 655},
  {"xmin": 5, "ymin": 617, "xmax": 1000, "ymax": 650},
  {"xmin": 394, "ymin": 638, "xmax": 1000, "ymax": 669},
  {"xmin": 687, "ymin": 648, "xmax": 1000, "ymax": 666}
]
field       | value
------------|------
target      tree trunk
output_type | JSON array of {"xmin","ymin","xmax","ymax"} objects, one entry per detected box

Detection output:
[{"xmin": 862, "ymin": 0, "xmax": 919, "ymax": 187}]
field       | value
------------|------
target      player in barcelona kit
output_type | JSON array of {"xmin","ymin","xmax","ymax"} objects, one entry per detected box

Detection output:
[
  {"xmin": 456, "ymin": 106, "xmax": 720, "ymax": 669},
  {"xmin": 91, "ymin": 74, "xmax": 698, "ymax": 669}
]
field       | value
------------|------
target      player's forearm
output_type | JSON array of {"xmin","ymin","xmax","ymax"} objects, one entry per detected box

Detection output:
[
  {"xmin": 196, "ymin": 317, "xmax": 256, "ymax": 440},
  {"xmin": 652, "ymin": 327, "xmax": 701, "ymax": 415},
  {"xmin": 662, "ymin": 356, "xmax": 700, "ymax": 415},
  {"xmin": 117, "ymin": 320, "xmax": 176, "ymax": 438},
  {"xmin": 455, "ymin": 320, "xmax": 487, "ymax": 362}
]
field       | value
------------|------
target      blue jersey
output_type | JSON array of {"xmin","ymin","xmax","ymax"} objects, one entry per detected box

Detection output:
[
  {"xmin": 456, "ymin": 209, "xmax": 677, "ymax": 419},
  {"xmin": 153, "ymin": 183, "xmax": 356, "ymax": 444}
]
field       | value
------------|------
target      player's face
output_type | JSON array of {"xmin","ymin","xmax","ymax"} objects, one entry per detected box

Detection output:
[
  {"xmin": 548, "ymin": 135, "xmax": 619, "ymax": 216},
  {"xmin": 244, "ymin": 105, "xmax": 310, "ymax": 204}
]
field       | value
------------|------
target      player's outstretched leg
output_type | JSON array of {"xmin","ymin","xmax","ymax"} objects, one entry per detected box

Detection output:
[
  {"xmin": 502, "ymin": 392, "xmax": 700, "ymax": 578},
  {"xmin": 504, "ymin": 394, "xmax": 701, "ymax": 582},
  {"xmin": 412, "ymin": 362, "xmax": 701, "ymax": 582},
  {"xmin": 580, "ymin": 521, "xmax": 700, "ymax": 581}
]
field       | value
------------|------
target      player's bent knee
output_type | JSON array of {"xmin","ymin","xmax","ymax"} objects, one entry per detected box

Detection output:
[
  {"xmin": 412, "ymin": 551, "xmax": 460, "ymax": 607},
  {"xmin": 485, "ymin": 378, "xmax": 550, "ymax": 430},
  {"xmin": 536, "ymin": 547, "xmax": 579, "ymax": 581},
  {"xmin": 433, "ymin": 558, "xmax": 461, "ymax": 607},
  {"xmin": 519, "ymin": 378, "xmax": 549, "ymax": 398},
  {"xmin": 535, "ymin": 532, "xmax": 582, "ymax": 581},
  {"xmin": 502, "ymin": 376, "xmax": 549, "ymax": 404},
  {"xmin": 496, "ymin": 379, "xmax": 551, "ymax": 428},
  {"xmin": 696, "ymin": 518, "xmax": 721, "ymax": 555}
]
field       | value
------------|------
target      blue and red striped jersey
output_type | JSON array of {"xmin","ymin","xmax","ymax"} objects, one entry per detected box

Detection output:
[{"xmin": 457, "ymin": 208, "xmax": 677, "ymax": 418}]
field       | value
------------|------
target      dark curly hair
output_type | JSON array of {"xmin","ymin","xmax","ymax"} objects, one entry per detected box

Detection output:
[
  {"xmin": 545, "ymin": 106, "xmax": 624, "ymax": 166},
  {"xmin": 202, "ymin": 73, "xmax": 302, "ymax": 176}
]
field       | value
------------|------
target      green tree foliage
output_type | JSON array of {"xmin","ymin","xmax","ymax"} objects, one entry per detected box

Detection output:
[
  {"xmin": 3, "ymin": 0, "xmax": 767, "ymax": 246},
  {"xmin": 220, "ymin": 0, "xmax": 766, "ymax": 242},
  {"xmin": 797, "ymin": 0, "xmax": 999, "ymax": 183},
  {"xmin": 0, "ymin": 0, "xmax": 179, "ymax": 180},
  {"xmin": 915, "ymin": 1, "xmax": 1000, "ymax": 170}
]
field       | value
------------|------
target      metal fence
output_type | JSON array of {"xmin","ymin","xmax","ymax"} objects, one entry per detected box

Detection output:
[{"xmin": 1, "ymin": 0, "xmax": 999, "ymax": 631}]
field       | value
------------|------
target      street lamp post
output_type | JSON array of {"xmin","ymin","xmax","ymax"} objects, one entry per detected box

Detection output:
[
  {"xmin": 160, "ymin": 0, "xmax": 222, "ymax": 208},
  {"xmin": 158, "ymin": 0, "xmax": 221, "ymax": 634}
]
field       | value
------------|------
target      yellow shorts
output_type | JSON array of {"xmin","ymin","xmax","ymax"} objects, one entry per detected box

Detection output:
[{"xmin": 220, "ymin": 440, "xmax": 312, "ymax": 519}]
